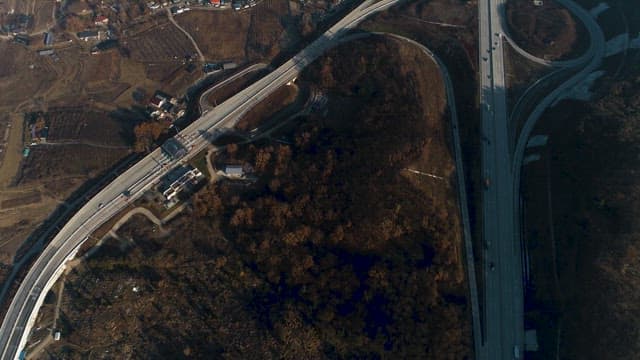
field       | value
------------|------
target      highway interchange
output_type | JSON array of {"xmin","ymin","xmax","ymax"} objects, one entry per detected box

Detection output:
[
  {"xmin": 0, "ymin": 0, "xmax": 400, "ymax": 357},
  {"xmin": 0, "ymin": 0, "xmax": 612, "ymax": 357},
  {"xmin": 479, "ymin": 0, "xmax": 606, "ymax": 358}
]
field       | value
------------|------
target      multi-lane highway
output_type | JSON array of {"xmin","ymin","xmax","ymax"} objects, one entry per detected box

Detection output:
[
  {"xmin": 0, "ymin": 0, "xmax": 400, "ymax": 358},
  {"xmin": 479, "ymin": 0, "xmax": 605, "ymax": 358},
  {"xmin": 478, "ymin": 0, "xmax": 524, "ymax": 357}
]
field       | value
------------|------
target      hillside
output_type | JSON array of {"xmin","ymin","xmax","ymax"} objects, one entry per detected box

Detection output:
[
  {"xmin": 37, "ymin": 35, "xmax": 471, "ymax": 359},
  {"xmin": 522, "ymin": 61, "xmax": 640, "ymax": 359}
]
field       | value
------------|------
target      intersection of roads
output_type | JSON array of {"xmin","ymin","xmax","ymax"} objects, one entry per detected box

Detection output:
[{"xmin": 0, "ymin": 0, "xmax": 609, "ymax": 358}]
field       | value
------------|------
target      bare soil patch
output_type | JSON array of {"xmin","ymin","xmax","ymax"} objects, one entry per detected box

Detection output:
[
  {"xmin": 0, "ymin": 191, "xmax": 42, "ymax": 209},
  {"xmin": 0, "ymin": 42, "xmax": 57, "ymax": 107},
  {"xmin": 175, "ymin": 0, "xmax": 289, "ymax": 62},
  {"xmin": 175, "ymin": 10, "xmax": 251, "ymax": 62}
]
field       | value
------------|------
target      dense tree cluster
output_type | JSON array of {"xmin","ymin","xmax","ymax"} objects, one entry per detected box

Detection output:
[
  {"xmin": 535, "ymin": 63, "xmax": 640, "ymax": 359},
  {"xmin": 47, "ymin": 37, "xmax": 470, "ymax": 359},
  {"xmin": 133, "ymin": 120, "xmax": 170, "ymax": 153}
]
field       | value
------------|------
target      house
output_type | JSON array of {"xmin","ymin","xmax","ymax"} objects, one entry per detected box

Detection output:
[
  {"xmin": 149, "ymin": 95, "xmax": 165, "ymax": 108},
  {"xmin": 224, "ymin": 165, "xmax": 244, "ymax": 178},
  {"xmin": 94, "ymin": 15, "xmax": 109, "ymax": 26},
  {"xmin": 43, "ymin": 32, "xmax": 54, "ymax": 46},
  {"xmin": 37, "ymin": 49, "xmax": 55, "ymax": 56},
  {"xmin": 203, "ymin": 62, "xmax": 222, "ymax": 73},
  {"xmin": 77, "ymin": 30, "xmax": 100, "ymax": 42},
  {"xmin": 90, "ymin": 39, "xmax": 118, "ymax": 54},
  {"xmin": 223, "ymin": 62, "xmax": 238, "ymax": 70},
  {"xmin": 13, "ymin": 34, "xmax": 30, "ymax": 46}
]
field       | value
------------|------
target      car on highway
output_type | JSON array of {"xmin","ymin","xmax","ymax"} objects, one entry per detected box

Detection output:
[
  {"xmin": 98, "ymin": 203, "xmax": 103, "ymax": 209},
  {"xmin": 489, "ymin": 262, "xmax": 495, "ymax": 271},
  {"xmin": 484, "ymin": 177, "xmax": 491, "ymax": 189}
]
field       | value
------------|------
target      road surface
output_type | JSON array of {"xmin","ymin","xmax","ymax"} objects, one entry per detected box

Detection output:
[
  {"xmin": 479, "ymin": 0, "xmax": 605, "ymax": 358},
  {"xmin": 0, "ymin": 0, "xmax": 400, "ymax": 358},
  {"xmin": 478, "ymin": 0, "xmax": 524, "ymax": 358},
  {"xmin": 198, "ymin": 63, "xmax": 268, "ymax": 112}
]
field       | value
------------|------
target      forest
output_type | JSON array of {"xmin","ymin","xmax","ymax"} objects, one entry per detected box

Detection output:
[
  {"xmin": 523, "ymin": 58, "xmax": 640, "ymax": 359},
  {"xmin": 42, "ymin": 36, "xmax": 471, "ymax": 359}
]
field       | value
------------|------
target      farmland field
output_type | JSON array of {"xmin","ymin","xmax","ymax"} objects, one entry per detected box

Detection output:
[
  {"xmin": 177, "ymin": 0, "xmax": 293, "ymax": 62},
  {"xmin": 124, "ymin": 23, "xmax": 198, "ymax": 63},
  {"xmin": 0, "ymin": 42, "xmax": 57, "ymax": 107},
  {"xmin": 175, "ymin": 10, "xmax": 251, "ymax": 61},
  {"xmin": 0, "ymin": 0, "xmax": 54, "ymax": 33},
  {"xmin": 43, "ymin": 108, "xmax": 133, "ymax": 146},
  {"xmin": 18, "ymin": 144, "xmax": 130, "ymax": 184}
]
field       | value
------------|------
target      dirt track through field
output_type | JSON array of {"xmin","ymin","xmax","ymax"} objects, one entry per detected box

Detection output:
[
  {"xmin": 0, "ymin": 114, "xmax": 24, "ymax": 189},
  {"xmin": 166, "ymin": 9, "xmax": 206, "ymax": 62}
]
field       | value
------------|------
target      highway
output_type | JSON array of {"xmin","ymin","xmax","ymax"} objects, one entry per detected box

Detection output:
[
  {"xmin": 0, "ymin": 0, "xmax": 400, "ymax": 358},
  {"xmin": 198, "ymin": 63, "xmax": 268, "ymax": 112},
  {"xmin": 479, "ymin": 0, "xmax": 524, "ymax": 358},
  {"xmin": 479, "ymin": 0, "xmax": 605, "ymax": 358}
]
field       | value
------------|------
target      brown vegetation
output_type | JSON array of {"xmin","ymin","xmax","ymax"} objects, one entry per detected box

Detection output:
[
  {"xmin": 44, "ymin": 107, "xmax": 131, "ymax": 146},
  {"xmin": 133, "ymin": 120, "xmax": 170, "ymax": 153},
  {"xmin": 37, "ymin": 36, "xmax": 470, "ymax": 359},
  {"xmin": 175, "ymin": 0, "xmax": 290, "ymax": 62},
  {"xmin": 360, "ymin": 0, "xmax": 482, "ymax": 293},
  {"xmin": 125, "ymin": 23, "xmax": 198, "ymax": 63},
  {"xmin": 506, "ymin": 0, "xmax": 587, "ymax": 61},
  {"xmin": 235, "ymin": 84, "xmax": 298, "ymax": 131},
  {"xmin": 175, "ymin": 10, "xmax": 252, "ymax": 61},
  {"xmin": 19, "ymin": 144, "xmax": 129, "ymax": 184}
]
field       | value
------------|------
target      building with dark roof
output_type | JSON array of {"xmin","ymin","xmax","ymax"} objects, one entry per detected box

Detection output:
[
  {"xmin": 77, "ymin": 30, "xmax": 100, "ymax": 41},
  {"xmin": 44, "ymin": 32, "xmax": 54, "ymax": 46}
]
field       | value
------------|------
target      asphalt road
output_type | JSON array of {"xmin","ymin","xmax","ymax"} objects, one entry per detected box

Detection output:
[
  {"xmin": 479, "ymin": 0, "xmax": 605, "ymax": 359},
  {"xmin": 0, "ymin": 0, "xmax": 400, "ymax": 358},
  {"xmin": 479, "ymin": 0, "xmax": 525, "ymax": 357},
  {"xmin": 198, "ymin": 63, "xmax": 268, "ymax": 112}
]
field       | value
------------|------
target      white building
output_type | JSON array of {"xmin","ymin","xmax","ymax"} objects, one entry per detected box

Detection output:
[{"xmin": 224, "ymin": 165, "xmax": 244, "ymax": 178}]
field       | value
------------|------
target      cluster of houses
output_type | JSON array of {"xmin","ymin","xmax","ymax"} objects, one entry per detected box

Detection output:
[
  {"xmin": 149, "ymin": 91, "xmax": 186, "ymax": 122},
  {"xmin": 1, "ymin": 13, "xmax": 32, "ymax": 35},
  {"xmin": 158, "ymin": 165, "xmax": 204, "ymax": 208},
  {"xmin": 157, "ymin": 162, "xmax": 249, "ymax": 207},
  {"xmin": 203, "ymin": 61, "xmax": 238, "ymax": 73},
  {"xmin": 148, "ymin": 0, "xmax": 256, "ymax": 12}
]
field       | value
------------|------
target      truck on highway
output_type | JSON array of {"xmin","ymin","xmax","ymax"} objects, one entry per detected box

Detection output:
[{"xmin": 514, "ymin": 345, "xmax": 521, "ymax": 358}]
